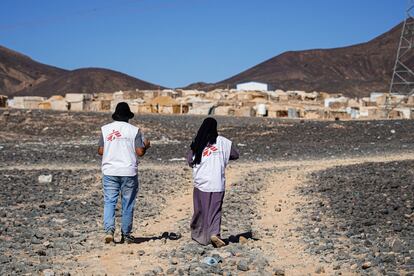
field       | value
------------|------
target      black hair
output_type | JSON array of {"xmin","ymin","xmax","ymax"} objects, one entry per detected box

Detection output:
[{"xmin": 190, "ymin": 117, "xmax": 218, "ymax": 166}]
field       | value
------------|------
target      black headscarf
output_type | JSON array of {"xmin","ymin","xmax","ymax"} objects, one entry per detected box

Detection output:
[{"xmin": 190, "ymin": 117, "xmax": 218, "ymax": 166}]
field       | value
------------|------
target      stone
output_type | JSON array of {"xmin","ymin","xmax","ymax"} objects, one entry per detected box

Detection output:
[
  {"xmin": 166, "ymin": 267, "xmax": 175, "ymax": 275},
  {"xmin": 362, "ymin": 262, "xmax": 372, "ymax": 269},
  {"xmin": 239, "ymin": 236, "xmax": 248, "ymax": 245},
  {"xmin": 274, "ymin": 207, "xmax": 282, "ymax": 212},
  {"xmin": 237, "ymin": 260, "xmax": 249, "ymax": 271},
  {"xmin": 137, "ymin": 250, "xmax": 145, "ymax": 256},
  {"xmin": 315, "ymin": 265, "xmax": 325, "ymax": 274},
  {"xmin": 273, "ymin": 268, "xmax": 285, "ymax": 275},
  {"xmin": 333, "ymin": 263, "xmax": 341, "ymax": 270},
  {"xmin": 391, "ymin": 238, "xmax": 404, "ymax": 253},
  {"xmin": 43, "ymin": 269, "xmax": 55, "ymax": 276},
  {"xmin": 38, "ymin": 175, "xmax": 53, "ymax": 184}
]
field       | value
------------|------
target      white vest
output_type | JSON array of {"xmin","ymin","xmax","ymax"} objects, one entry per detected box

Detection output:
[
  {"xmin": 192, "ymin": 136, "xmax": 232, "ymax": 192},
  {"xmin": 101, "ymin": 121, "xmax": 139, "ymax": 176}
]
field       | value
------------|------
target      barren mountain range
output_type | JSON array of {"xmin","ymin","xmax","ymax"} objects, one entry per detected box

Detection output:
[
  {"xmin": 186, "ymin": 22, "xmax": 404, "ymax": 97},
  {"xmin": 0, "ymin": 21, "xmax": 406, "ymax": 97},
  {"xmin": 0, "ymin": 47, "xmax": 162, "ymax": 97}
]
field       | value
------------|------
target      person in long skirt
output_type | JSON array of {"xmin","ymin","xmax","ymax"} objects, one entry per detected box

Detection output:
[{"xmin": 186, "ymin": 117, "xmax": 239, "ymax": 247}]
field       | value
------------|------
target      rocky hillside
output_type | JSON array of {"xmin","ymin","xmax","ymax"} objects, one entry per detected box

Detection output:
[
  {"xmin": 17, "ymin": 68, "xmax": 163, "ymax": 96},
  {"xmin": 186, "ymin": 22, "xmax": 405, "ymax": 97},
  {"xmin": 0, "ymin": 45, "xmax": 66, "ymax": 95},
  {"xmin": 0, "ymin": 45, "xmax": 163, "ymax": 97}
]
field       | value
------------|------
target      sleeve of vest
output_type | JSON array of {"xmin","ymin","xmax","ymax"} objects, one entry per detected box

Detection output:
[
  {"xmin": 98, "ymin": 133, "xmax": 104, "ymax": 147},
  {"xmin": 134, "ymin": 129, "xmax": 144, "ymax": 148},
  {"xmin": 223, "ymin": 139, "xmax": 232, "ymax": 165}
]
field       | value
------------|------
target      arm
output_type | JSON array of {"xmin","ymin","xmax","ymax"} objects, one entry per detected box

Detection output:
[
  {"xmin": 135, "ymin": 130, "xmax": 150, "ymax": 157},
  {"xmin": 229, "ymin": 143, "xmax": 239, "ymax": 161},
  {"xmin": 98, "ymin": 134, "xmax": 104, "ymax": 156},
  {"xmin": 186, "ymin": 149, "xmax": 194, "ymax": 167}
]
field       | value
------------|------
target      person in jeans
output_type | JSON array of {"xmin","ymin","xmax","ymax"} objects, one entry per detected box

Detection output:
[
  {"xmin": 98, "ymin": 102, "xmax": 150, "ymax": 244},
  {"xmin": 187, "ymin": 117, "xmax": 239, "ymax": 247}
]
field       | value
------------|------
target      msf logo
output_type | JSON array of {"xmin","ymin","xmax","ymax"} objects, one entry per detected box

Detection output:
[
  {"xmin": 202, "ymin": 145, "xmax": 218, "ymax": 157},
  {"xmin": 107, "ymin": 130, "xmax": 122, "ymax": 141}
]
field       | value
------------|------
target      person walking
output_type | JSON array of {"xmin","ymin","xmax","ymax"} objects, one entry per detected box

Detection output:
[
  {"xmin": 98, "ymin": 102, "xmax": 150, "ymax": 244},
  {"xmin": 187, "ymin": 117, "xmax": 239, "ymax": 248}
]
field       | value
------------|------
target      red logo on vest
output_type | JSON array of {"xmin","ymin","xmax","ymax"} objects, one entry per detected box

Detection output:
[
  {"xmin": 107, "ymin": 130, "xmax": 122, "ymax": 141},
  {"xmin": 202, "ymin": 145, "xmax": 218, "ymax": 157}
]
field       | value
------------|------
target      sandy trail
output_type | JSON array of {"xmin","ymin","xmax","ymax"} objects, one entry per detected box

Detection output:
[{"xmin": 61, "ymin": 153, "xmax": 414, "ymax": 275}]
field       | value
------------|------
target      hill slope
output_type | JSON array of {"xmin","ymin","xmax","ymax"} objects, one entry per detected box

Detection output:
[
  {"xmin": 18, "ymin": 68, "xmax": 163, "ymax": 96},
  {"xmin": 186, "ymin": 22, "xmax": 404, "ymax": 97},
  {"xmin": 0, "ymin": 45, "xmax": 164, "ymax": 97},
  {"xmin": 0, "ymin": 46, "xmax": 67, "ymax": 95}
]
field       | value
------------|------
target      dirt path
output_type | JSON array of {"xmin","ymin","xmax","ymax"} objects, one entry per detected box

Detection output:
[
  {"xmin": 62, "ymin": 153, "xmax": 414, "ymax": 275},
  {"xmin": 253, "ymin": 153, "xmax": 414, "ymax": 275}
]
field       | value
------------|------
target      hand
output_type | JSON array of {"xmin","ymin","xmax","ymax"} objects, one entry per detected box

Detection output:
[{"xmin": 144, "ymin": 139, "xmax": 151, "ymax": 149}]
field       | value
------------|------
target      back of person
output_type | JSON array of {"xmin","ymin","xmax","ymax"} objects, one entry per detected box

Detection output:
[
  {"xmin": 101, "ymin": 121, "xmax": 139, "ymax": 176},
  {"xmin": 192, "ymin": 135, "xmax": 232, "ymax": 193}
]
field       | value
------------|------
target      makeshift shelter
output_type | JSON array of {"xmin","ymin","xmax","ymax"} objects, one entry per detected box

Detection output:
[
  {"xmin": 160, "ymin": 89, "xmax": 178, "ymax": 98},
  {"xmin": 12, "ymin": 96, "xmax": 46, "ymax": 109},
  {"xmin": 390, "ymin": 108, "xmax": 412, "ymax": 119},
  {"xmin": 274, "ymin": 90, "xmax": 289, "ymax": 101},
  {"xmin": 359, "ymin": 106, "xmax": 381, "ymax": 118},
  {"xmin": 150, "ymin": 96, "xmax": 187, "ymax": 114},
  {"xmin": 65, "ymin": 93, "xmax": 93, "ymax": 111},
  {"xmin": 235, "ymin": 106, "xmax": 255, "ymax": 117},
  {"xmin": 303, "ymin": 107, "xmax": 326, "ymax": 119},
  {"xmin": 213, "ymin": 106, "xmax": 235, "ymax": 116},
  {"xmin": 370, "ymin": 92, "xmax": 386, "ymax": 105},
  {"xmin": 48, "ymin": 95, "xmax": 67, "ymax": 111},
  {"xmin": 236, "ymin": 81, "xmax": 268, "ymax": 91},
  {"xmin": 205, "ymin": 90, "xmax": 228, "ymax": 100},
  {"xmin": 0, "ymin": 95, "xmax": 8, "ymax": 108},
  {"xmin": 89, "ymin": 100, "xmax": 111, "ymax": 112},
  {"xmin": 187, "ymin": 103, "xmax": 215, "ymax": 115},
  {"xmin": 268, "ymin": 104, "xmax": 288, "ymax": 118},
  {"xmin": 324, "ymin": 97, "xmax": 349, "ymax": 109},
  {"xmin": 38, "ymin": 101, "xmax": 51, "ymax": 109},
  {"xmin": 327, "ymin": 110, "xmax": 351, "ymax": 120},
  {"xmin": 178, "ymin": 90, "xmax": 206, "ymax": 98}
]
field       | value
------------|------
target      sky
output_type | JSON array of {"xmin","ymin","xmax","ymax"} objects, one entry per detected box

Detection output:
[{"xmin": 0, "ymin": 0, "xmax": 408, "ymax": 88}]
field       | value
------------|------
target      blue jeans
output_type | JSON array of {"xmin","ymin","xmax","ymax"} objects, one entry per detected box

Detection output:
[{"xmin": 102, "ymin": 175, "xmax": 139, "ymax": 235}]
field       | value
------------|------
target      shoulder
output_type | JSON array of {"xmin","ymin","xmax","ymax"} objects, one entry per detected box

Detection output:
[
  {"xmin": 101, "ymin": 122, "xmax": 115, "ymax": 130},
  {"xmin": 218, "ymin": 135, "xmax": 231, "ymax": 143},
  {"xmin": 127, "ymin": 123, "xmax": 139, "ymax": 132},
  {"xmin": 217, "ymin": 136, "xmax": 232, "ymax": 147}
]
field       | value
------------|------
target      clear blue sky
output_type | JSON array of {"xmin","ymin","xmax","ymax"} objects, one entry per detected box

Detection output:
[{"xmin": 0, "ymin": 0, "xmax": 407, "ymax": 88}]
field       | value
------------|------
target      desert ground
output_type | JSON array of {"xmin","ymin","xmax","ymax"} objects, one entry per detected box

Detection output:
[{"xmin": 0, "ymin": 109, "xmax": 413, "ymax": 276}]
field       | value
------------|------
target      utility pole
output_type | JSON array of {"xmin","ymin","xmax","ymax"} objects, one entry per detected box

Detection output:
[{"xmin": 386, "ymin": 0, "xmax": 414, "ymax": 116}]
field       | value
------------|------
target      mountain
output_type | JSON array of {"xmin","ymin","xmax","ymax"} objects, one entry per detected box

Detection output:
[
  {"xmin": 0, "ymin": 45, "xmax": 67, "ymax": 95},
  {"xmin": 185, "ymin": 22, "xmax": 405, "ymax": 97},
  {"xmin": 0, "ymin": 45, "xmax": 164, "ymax": 97},
  {"xmin": 17, "ymin": 68, "xmax": 163, "ymax": 96}
]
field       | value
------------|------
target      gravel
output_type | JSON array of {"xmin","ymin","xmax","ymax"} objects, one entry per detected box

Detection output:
[{"xmin": 299, "ymin": 160, "xmax": 414, "ymax": 274}]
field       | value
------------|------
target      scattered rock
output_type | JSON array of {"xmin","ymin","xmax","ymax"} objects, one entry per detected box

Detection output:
[
  {"xmin": 362, "ymin": 261, "xmax": 372, "ymax": 269},
  {"xmin": 237, "ymin": 260, "xmax": 249, "ymax": 271},
  {"xmin": 38, "ymin": 174, "xmax": 53, "ymax": 184},
  {"xmin": 273, "ymin": 268, "xmax": 285, "ymax": 275},
  {"xmin": 239, "ymin": 236, "xmax": 248, "ymax": 244},
  {"xmin": 315, "ymin": 265, "xmax": 325, "ymax": 274}
]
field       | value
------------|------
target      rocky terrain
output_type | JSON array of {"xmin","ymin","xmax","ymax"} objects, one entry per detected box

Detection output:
[
  {"xmin": 0, "ymin": 108, "xmax": 414, "ymax": 275},
  {"xmin": 299, "ymin": 160, "xmax": 414, "ymax": 275}
]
